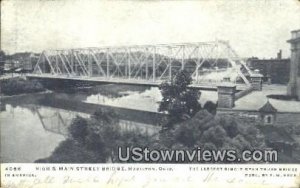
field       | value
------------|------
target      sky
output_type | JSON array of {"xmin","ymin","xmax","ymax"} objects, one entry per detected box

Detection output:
[{"xmin": 1, "ymin": 0, "xmax": 300, "ymax": 58}]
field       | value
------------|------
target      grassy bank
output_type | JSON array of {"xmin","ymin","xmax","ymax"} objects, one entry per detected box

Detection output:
[{"xmin": 0, "ymin": 77, "xmax": 45, "ymax": 96}]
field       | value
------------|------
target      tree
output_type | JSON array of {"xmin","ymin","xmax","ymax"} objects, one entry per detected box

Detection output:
[
  {"xmin": 1, "ymin": 78, "xmax": 44, "ymax": 96},
  {"xmin": 93, "ymin": 108, "xmax": 119, "ymax": 125},
  {"xmin": 68, "ymin": 116, "xmax": 89, "ymax": 143},
  {"xmin": 46, "ymin": 108, "xmax": 122, "ymax": 163},
  {"xmin": 158, "ymin": 70, "xmax": 201, "ymax": 128},
  {"xmin": 87, "ymin": 108, "xmax": 121, "ymax": 162},
  {"xmin": 114, "ymin": 130, "xmax": 155, "ymax": 163},
  {"xmin": 158, "ymin": 110, "xmax": 267, "ymax": 163},
  {"xmin": 203, "ymin": 101, "xmax": 217, "ymax": 115}
]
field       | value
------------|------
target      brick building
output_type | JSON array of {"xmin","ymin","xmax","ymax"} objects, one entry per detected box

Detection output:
[{"xmin": 247, "ymin": 51, "xmax": 290, "ymax": 84}]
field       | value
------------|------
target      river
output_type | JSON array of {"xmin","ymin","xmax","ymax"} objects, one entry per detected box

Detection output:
[{"xmin": 0, "ymin": 84, "xmax": 217, "ymax": 163}]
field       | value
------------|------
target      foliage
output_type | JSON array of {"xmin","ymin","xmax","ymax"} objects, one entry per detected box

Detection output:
[
  {"xmin": 36, "ymin": 106, "xmax": 160, "ymax": 163},
  {"xmin": 36, "ymin": 108, "xmax": 267, "ymax": 163},
  {"xmin": 158, "ymin": 70, "xmax": 201, "ymax": 128},
  {"xmin": 1, "ymin": 78, "xmax": 44, "ymax": 95},
  {"xmin": 203, "ymin": 101, "xmax": 217, "ymax": 115},
  {"xmin": 114, "ymin": 130, "xmax": 155, "ymax": 163},
  {"xmin": 158, "ymin": 110, "xmax": 266, "ymax": 163},
  {"xmin": 68, "ymin": 116, "xmax": 89, "ymax": 143},
  {"xmin": 92, "ymin": 108, "xmax": 119, "ymax": 125}
]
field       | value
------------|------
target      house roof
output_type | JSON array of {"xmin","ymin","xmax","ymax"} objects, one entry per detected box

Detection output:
[{"xmin": 259, "ymin": 100, "xmax": 277, "ymax": 113}]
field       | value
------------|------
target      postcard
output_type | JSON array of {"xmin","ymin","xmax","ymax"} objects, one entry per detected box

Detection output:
[{"xmin": 1, "ymin": 0, "xmax": 300, "ymax": 187}]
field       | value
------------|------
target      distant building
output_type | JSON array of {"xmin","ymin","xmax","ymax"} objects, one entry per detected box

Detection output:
[
  {"xmin": 287, "ymin": 29, "xmax": 300, "ymax": 99},
  {"xmin": 4, "ymin": 59, "xmax": 18, "ymax": 72},
  {"xmin": 247, "ymin": 51, "xmax": 290, "ymax": 84},
  {"xmin": 217, "ymin": 100, "xmax": 298, "ymax": 158},
  {"xmin": 258, "ymin": 100, "xmax": 277, "ymax": 125},
  {"xmin": 3, "ymin": 52, "xmax": 39, "ymax": 73}
]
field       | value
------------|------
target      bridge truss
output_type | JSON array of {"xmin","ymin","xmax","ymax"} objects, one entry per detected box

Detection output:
[
  {"xmin": 33, "ymin": 40, "xmax": 252, "ymax": 86},
  {"xmin": 34, "ymin": 106, "xmax": 88, "ymax": 136}
]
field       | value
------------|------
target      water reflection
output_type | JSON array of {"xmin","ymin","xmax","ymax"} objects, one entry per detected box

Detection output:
[
  {"xmin": 34, "ymin": 106, "xmax": 90, "ymax": 136},
  {"xmin": 84, "ymin": 86, "xmax": 218, "ymax": 112},
  {"xmin": 1, "ymin": 84, "xmax": 218, "ymax": 162},
  {"xmin": 0, "ymin": 105, "xmax": 66, "ymax": 163},
  {"xmin": 85, "ymin": 87, "xmax": 162, "ymax": 112},
  {"xmin": 33, "ymin": 105, "xmax": 160, "ymax": 136},
  {"xmin": 50, "ymin": 85, "xmax": 218, "ymax": 113},
  {"xmin": 1, "ymin": 103, "xmax": 161, "ymax": 162}
]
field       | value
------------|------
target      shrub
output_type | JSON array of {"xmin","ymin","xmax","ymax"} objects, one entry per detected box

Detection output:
[{"xmin": 1, "ymin": 78, "xmax": 44, "ymax": 95}]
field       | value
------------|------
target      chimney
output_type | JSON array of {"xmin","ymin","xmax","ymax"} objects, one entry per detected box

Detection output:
[{"xmin": 277, "ymin": 50, "xmax": 282, "ymax": 59}]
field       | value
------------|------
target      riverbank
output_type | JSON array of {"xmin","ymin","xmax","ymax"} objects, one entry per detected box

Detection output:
[
  {"xmin": 0, "ymin": 77, "xmax": 45, "ymax": 96},
  {"xmin": 0, "ymin": 90, "xmax": 52, "ymax": 100},
  {"xmin": 1, "ymin": 82, "xmax": 299, "ymax": 163}
]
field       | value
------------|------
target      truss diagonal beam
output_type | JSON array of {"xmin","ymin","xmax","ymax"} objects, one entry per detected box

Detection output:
[{"xmin": 33, "ymin": 41, "xmax": 252, "ymax": 87}]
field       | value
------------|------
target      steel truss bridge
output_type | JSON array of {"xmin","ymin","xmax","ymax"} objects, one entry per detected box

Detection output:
[{"xmin": 30, "ymin": 40, "xmax": 253, "ymax": 90}]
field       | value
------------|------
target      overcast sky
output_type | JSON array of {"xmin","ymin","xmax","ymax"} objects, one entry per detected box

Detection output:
[{"xmin": 1, "ymin": 0, "xmax": 300, "ymax": 58}]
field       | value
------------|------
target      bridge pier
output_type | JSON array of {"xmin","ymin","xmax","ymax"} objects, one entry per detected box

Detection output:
[
  {"xmin": 250, "ymin": 72, "xmax": 263, "ymax": 91},
  {"xmin": 217, "ymin": 84, "xmax": 236, "ymax": 109}
]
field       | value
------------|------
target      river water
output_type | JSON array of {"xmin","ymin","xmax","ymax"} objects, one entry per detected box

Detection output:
[{"xmin": 0, "ymin": 84, "xmax": 217, "ymax": 163}]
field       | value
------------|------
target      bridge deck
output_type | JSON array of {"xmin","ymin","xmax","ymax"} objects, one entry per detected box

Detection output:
[{"xmin": 27, "ymin": 74, "xmax": 249, "ymax": 91}]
